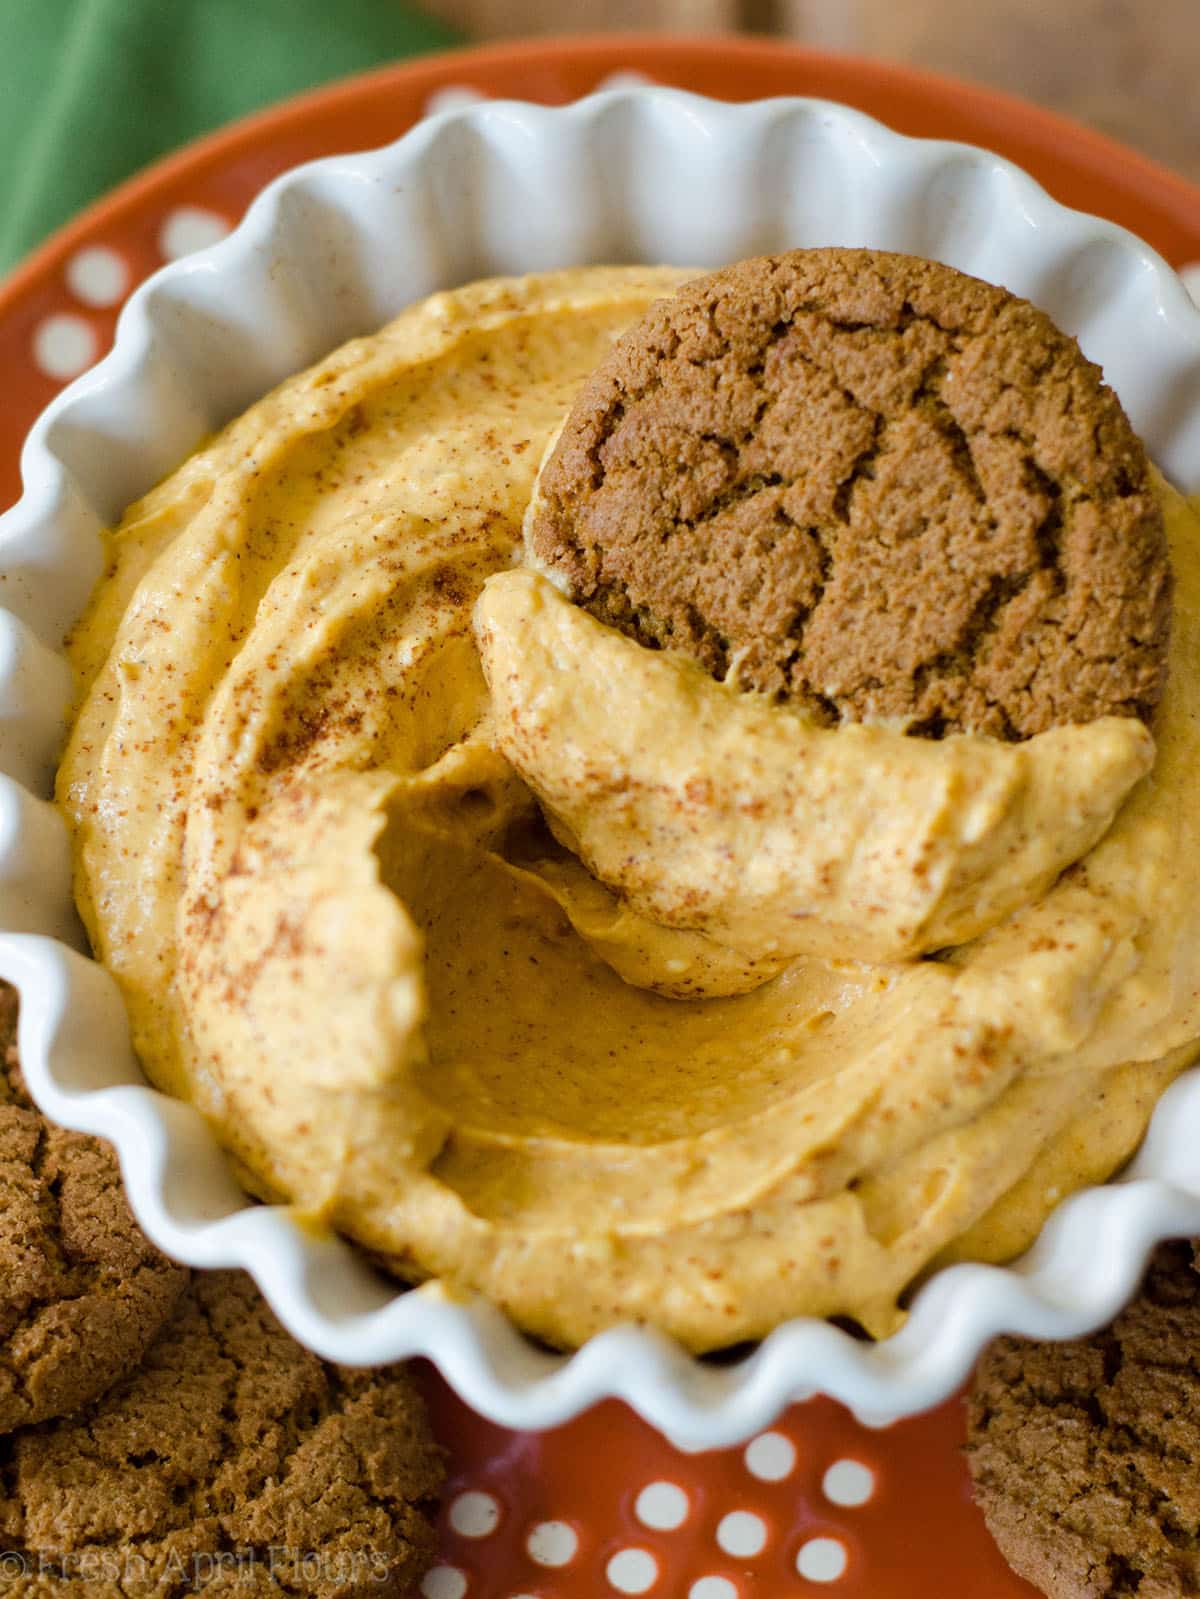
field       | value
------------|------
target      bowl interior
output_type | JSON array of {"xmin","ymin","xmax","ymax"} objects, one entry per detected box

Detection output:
[{"xmin": 4, "ymin": 89, "xmax": 1200, "ymax": 1441}]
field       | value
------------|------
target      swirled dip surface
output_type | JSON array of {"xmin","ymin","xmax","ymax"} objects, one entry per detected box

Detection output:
[{"xmin": 58, "ymin": 268, "xmax": 1200, "ymax": 1350}]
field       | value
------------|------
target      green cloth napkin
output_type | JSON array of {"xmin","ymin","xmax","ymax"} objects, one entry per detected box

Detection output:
[{"xmin": 0, "ymin": 0, "xmax": 458, "ymax": 274}]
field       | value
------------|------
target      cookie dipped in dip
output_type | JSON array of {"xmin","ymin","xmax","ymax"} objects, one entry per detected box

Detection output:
[{"xmin": 58, "ymin": 251, "xmax": 1200, "ymax": 1351}]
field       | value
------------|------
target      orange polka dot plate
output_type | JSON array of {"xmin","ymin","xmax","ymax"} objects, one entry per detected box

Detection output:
[{"xmin": 3, "ymin": 39, "xmax": 1200, "ymax": 1597}]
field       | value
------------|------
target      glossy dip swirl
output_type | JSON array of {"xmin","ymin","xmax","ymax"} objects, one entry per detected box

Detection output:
[{"xmin": 57, "ymin": 267, "xmax": 1200, "ymax": 1350}]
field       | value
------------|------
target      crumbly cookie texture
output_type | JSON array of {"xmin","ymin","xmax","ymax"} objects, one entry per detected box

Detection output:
[
  {"xmin": 0, "ymin": 1270, "xmax": 445, "ymax": 1597},
  {"xmin": 0, "ymin": 985, "xmax": 187, "ymax": 1434},
  {"xmin": 529, "ymin": 247, "xmax": 1171, "ymax": 739},
  {"xmin": 966, "ymin": 1240, "xmax": 1200, "ymax": 1598}
]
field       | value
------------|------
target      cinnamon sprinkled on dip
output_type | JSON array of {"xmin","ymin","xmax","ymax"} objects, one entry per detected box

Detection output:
[{"xmin": 57, "ymin": 264, "xmax": 1200, "ymax": 1349}]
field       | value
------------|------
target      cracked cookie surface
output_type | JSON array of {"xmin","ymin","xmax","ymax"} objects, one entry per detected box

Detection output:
[
  {"xmin": 0, "ymin": 985, "xmax": 187, "ymax": 1434},
  {"xmin": 529, "ymin": 247, "xmax": 1171, "ymax": 738},
  {"xmin": 0, "ymin": 1270, "xmax": 445, "ymax": 1596},
  {"xmin": 966, "ymin": 1240, "xmax": 1200, "ymax": 1598}
]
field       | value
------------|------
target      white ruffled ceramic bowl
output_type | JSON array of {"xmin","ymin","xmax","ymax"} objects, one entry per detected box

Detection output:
[{"xmin": 4, "ymin": 88, "xmax": 1200, "ymax": 1448}]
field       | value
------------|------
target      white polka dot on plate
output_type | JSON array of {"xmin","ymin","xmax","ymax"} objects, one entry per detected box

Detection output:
[
  {"xmin": 159, "ymin": 205, "xmax": 231, "ymax": 260},
  {"xmin": 689, "ymin": 1579, "xmax": 738, "ymax": 1599},
  {"xmin": 448, "ymin": 1489, "xmax": 501, "ymax": 1538},
  {"xmin": 716, "ymin": 1511, "xmax": 767, "ymax": 1559},
  {"xmin": 33, "ymin": 313, "xmax": 97, "ymax": 380},
  {"xmin": 821, "ymin": 1459, "xmax": 875, "ymax": 1507},
  {"xmin": 744, "ymin": 1430, "xmax": 796, "ymax": 1482},
  {"xmin": 421, "ymin": 1566, "xmax": 468, "ymax": 1599},
  {"xmin": 606, "ymin": 1547, "xmax": 658, "ymax": 1593},
  {"xmin": 66, "ymin": 245, "xmax": 129, "ymax": 307},
  {"xmin": 424, "ymin": 84, "xmax": 486, "ymax": 116},
  {"xmin": 595, "ymin": 69, "xmax": 653, "ymax": 90},
  {"xmin": 526, "ymin": 1520, "xmax": 578, "ymax": 1567},
  {"xmin": 796, "ymin": 1537, "xmax": 848, "ymax": 1582},
  {"xmin": 635, "ymin": 1480, "xmax": 689, "ymax": 1530},
  {"xmin": 1179, "ymin": 262, "xmax": 1200, "ymax": 308}
]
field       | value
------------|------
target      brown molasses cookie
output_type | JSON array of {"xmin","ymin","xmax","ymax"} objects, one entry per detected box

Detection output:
[
  {"xmin": 0, "ymin": 985, "xmax": 187, "ymax": 1433},
  {"xmin": 529, "ymin": 247, "xmax": 1171, "ymax": 739},
  {"xmin": 966, "ymin": 1240, "xmax": 1200, "ymax": 1598},
  {"xmin": 0, "ymin": 1270, "xmax": 445, "ymax": 1596}
]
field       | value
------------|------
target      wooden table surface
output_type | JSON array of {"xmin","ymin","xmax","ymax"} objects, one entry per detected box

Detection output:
[{"xmin": 423, "ymin": 0, "xmax": 1200, "ymax": 184}]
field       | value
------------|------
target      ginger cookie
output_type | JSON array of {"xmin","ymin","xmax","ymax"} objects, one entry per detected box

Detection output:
[
  {"xmin": 529, "ymin": 247, "xmax": 1171, "ymax": 739},
  {"xmin": 0, "ymin": 1269, "xmax": 444, "ymax": 1596},
  {"xmin": 0, "ymin": 984, "xmax": 187, "ymax": 1433},
  {"xmin": 966, "ymin": 1240, "xmax": 1200, "ymax": 1598}
]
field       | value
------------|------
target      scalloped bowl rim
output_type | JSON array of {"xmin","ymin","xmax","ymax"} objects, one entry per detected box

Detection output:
[{"xmin": 2, "ymin": 88, "xmax": 1200, "ymax": 1446}]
